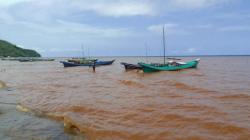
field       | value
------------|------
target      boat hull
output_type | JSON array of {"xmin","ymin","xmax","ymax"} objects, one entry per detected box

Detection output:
[
  {"xmin": 120, "ymin": 62, "xmax": 142, "ymax": 70},
  {"xmin": 60, "ymin": 61, "xmax": 91, "ymax": 67},
  {"xmin": 138, "ymin": 59, "xmax": 200, "ymax": 73},
  {"xmin": 96, "ymin": 60, "xmax": 115, "ymax": 65},
  {"xmin": 61, "ymin": 60, "xmax": 115, "ymax": 67},
  {"xmin": 68, "ymin": 58, "xmax": 97, "ymax": 64},
  {"xmin": 19, "ymin": 58, "xmax": 55, "ymax": 62}
]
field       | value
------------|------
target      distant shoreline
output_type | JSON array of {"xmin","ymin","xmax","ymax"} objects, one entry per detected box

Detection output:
[{"xmin": 38, "ymin": 55, "xmax": 250, "ymax": 58}]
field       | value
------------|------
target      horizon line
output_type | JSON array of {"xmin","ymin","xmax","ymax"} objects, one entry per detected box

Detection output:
[{"xmin": 40, "ymin": 54, "xmax": 250, "ymax": 58}]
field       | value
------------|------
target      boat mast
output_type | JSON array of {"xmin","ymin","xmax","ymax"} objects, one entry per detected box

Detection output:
[
  {"xmin": 81, "ymin": 44, "xmax": 85, "ymax": 58},
  {"xmin": 163, "ymin": 26, "xmax": 166, "ymax": 64},
  {"xmin": 145, "ymin": 42, "xmax": 148, "ymax": 63},
  {"xmin": 88, "ymin": 47, "xmax": 90, "ymax": 59}
]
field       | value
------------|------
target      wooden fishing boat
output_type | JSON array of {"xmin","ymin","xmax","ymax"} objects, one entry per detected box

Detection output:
[
  {"xmin": 1, "ymin": 58, "xmax": 20, "ymax": 61},
  {"xmin": 138, "ymin": 59, "xmax": 200, "ymax": 73},
  {"xmin": 138, "ymin": 26, "xmax": 200, "ymax": 73},
  {"xmin": 18, "ymin": 59, "xmax": 32, "ymax": 62},
  {"xmin": 60, "ymin": 61, "xmax": 92, "ymax": 67},
  {"xmin": 95, "ymin": 59, "xmax": 115, "ymax": 65},
  {"xmin": 61, "ymin": 60, "xmax": 115, "ymax": 67},
  {"xmin": 120, "ymin": 62, "xmax": 142, "ymax": 70},
  {"xmin": 18, "ymin": 58, "xmax": 55, "ymax": 62},
  {"xmin": 67, "ymin": 58, "xmax": 97, "ymax": 64}
]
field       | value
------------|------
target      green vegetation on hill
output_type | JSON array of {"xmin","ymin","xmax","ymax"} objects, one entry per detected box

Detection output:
[{"xmin": 0, "ymin": 40, "xmax": 41, "ymax": 57}]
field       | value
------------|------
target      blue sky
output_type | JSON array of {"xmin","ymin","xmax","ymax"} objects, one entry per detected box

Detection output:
[{"xmin": 0, "ymin": 0, "xmax": 250, "ymax": 57}]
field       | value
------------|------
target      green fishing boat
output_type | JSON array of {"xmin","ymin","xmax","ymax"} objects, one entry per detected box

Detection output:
[
  {"xmin": 138, "ymin": 59, "xmax": 200, "ymax": 73},
  {"xmin": 138, "ymin": 26, "xmax": 200, "ymax": 73}
]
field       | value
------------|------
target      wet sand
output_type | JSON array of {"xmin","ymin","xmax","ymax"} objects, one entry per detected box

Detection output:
[{"xmin": 0, "ymin": 56, "xmax": 250, "ymax": 140}]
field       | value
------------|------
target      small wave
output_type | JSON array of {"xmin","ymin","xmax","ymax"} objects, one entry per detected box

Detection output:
[
  {"xmin": 53, "ymin": 84, "xmax": 79, "ymax": 89},
  {"xmin": 170, "ymin": 82, "xmax": 210, "ymax": 93},
  {"xmin": 63, "ymin": 114, "xmax": 130, "ymax": 140},
  {"xmin": 15, "ymin": 102, "xmax": 250, "ymax": 140},
  {"xmin": 201, "ymin": 121, "xmax": 249, "ymax": 135},
  {"xmin": 69, "ymin": 106, "xmax": 97, "ymax": 113},
  {"xmin": 171, "ymin": 104, "xmax": 228, "ymax": 117},
  {"xmin": 168, "ymin": 94, "xmax": 184, "ymax": 98},
  {"xmin": 16, "ymin": 103, "xmax": 65, "ymax": 120},
  {"xmin": 63, "ymin": 115, "xmax": 81, "ymax": 134},
  {"xmin": 136, "ymin": 108, "xmax": 155, "ymax": 113},
  {"xmin": 63, "ymin": 112, "xmax": 155, "ymax": 140},
  {"xmin": 0, "ymin": 80, "xmax": 6, "ymax": 89},
  {"xmin": 157, "ymin": 114, "xmax": 201, "ymax": 124},
  {"xmin": 16, "ymin": 104, "xmax": 30, "ymax": 113},
  {"xmin": 155, "ymin": 80, "xmax": 213, "ymax": 93},
  {"xmin": 89, "ymin": 85, "xmax": 113, "ymax": 89},
  {"xmin": 119, "ymin": 80, "xmax": 145, "ymax": 88},
  {"xmin": 218, "ymin": 94, "xmax": 250, "ymax": 100},
  {"xmin": 172, "ymin": 104, "xmax": 216, "ymax": 111},
  {"xmin": 190, "ymin": 72, "xmax": 205, "ymax": 77},
  {"xmin": 155, "ymin": 114, "xmax": 250, "ymax": 139}
]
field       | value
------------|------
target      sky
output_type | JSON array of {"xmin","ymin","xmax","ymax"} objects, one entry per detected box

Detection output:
[{"xmin": 0, "ymin": 0, "xmax": 250, "ymax": 57}]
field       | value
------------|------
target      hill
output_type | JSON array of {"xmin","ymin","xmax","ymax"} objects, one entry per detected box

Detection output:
[{"xmin": 0, "ymin": 40, "xmax": 41, "ymax": 57}]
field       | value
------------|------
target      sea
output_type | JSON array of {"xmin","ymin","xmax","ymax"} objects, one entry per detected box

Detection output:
[{"xmin": 0, "ymin": 56, "xmax": 250, "ymax": 140}]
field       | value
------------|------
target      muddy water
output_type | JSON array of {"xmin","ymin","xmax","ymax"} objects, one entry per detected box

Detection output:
[{"xmin": 0, "ymin": 56, "xmax": 250, "ymax": 140}]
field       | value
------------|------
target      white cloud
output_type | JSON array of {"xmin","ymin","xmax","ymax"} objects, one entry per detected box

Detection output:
[
  {"xmin": 148, "ymin": 23, "xmax": 178, "ymax": 32},
  {"xmin": 0, "ymin": 0, "xmax": 240, "ymax": 57},
  {"xmin": 0, "ymin": 1, "xmax": 134, "ymax": 38},
  {"xmin": 147, "ymin": 23, "xmax": 189, "ymax": 35},
  {"xmin": 0, "ymin": 0, "xmax": 231, "ymax": 20},
  {"xmin": 193, "ymin": 24, "xmax": 214, "ymax": 29},
  {"xmin": 48, "ymin": 47, "xmax": 80, "ymax": 52},
  {"xmin": 2, "ymin": 0, "xmax": 154, "ymax": 18},
  {"xmin": 72, "ymin": 0, "xmax": 155, "ymax": 17},
  {"xmin": 13, "ymin": 20, "xmax": 133, "ymax": 38},
  {"xmin": 0, "ymin": 10, "xmax": 14, "ymax": 23},
  {"xmin": 168, "ymin": 0, "xmax": 230, "ymax": 10},
  {"xmin": 57, "ymin": 20, "xmax": 132, "ymax": 37},
  {"xmin": 187, "ymin": 47, "xmax": 196, "ymax": 53},
  {"xmin": 212, "ymin": 12, "xmax": 250, "ymax": 26},
  {"xmin": 218, "ymin": 25, "xmax": 250, "ymax": 32},
  {"xmin": 0, "ymin": 0, "xmax": 30, "ymax": 6}
]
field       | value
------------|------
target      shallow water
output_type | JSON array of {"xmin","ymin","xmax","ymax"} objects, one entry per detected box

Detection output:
[{"xmin": 0, "ymin": 56, "xmax": 250, "ymax": 140}]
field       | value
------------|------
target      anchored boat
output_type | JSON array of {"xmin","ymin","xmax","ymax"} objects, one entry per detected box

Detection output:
[
  {"xmin": 138, "ymin": 26, "xmax": 200, "ymax": 73},
  {"xmin": 67, "ymin": 58, "xmax": 97, "ymax": 64},
  {"xmin": 138, "ymin": 59, "xmax": 200, "ymax": 73},
  {"xmin": 18, "ymin": 58, "xmax": 55, "ymax": 62},
  {"xmin": 61, "ymin": 59, "xmax": 115, "ymax": 67},
  {"xmin": 120, "ymin": 62, "xmax": 142, "ymax": 70}
]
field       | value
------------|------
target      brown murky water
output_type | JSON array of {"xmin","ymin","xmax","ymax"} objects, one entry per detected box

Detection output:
[{"xmin": 0, "ymin": 56, "xmax": 250, "ymax": 140}]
